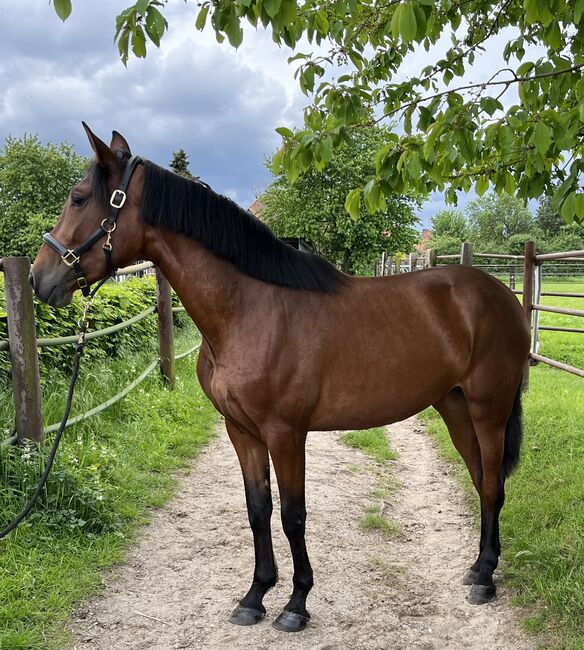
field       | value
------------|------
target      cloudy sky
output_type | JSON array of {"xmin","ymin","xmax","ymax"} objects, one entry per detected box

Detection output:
[{"xmin": 0, "ymin": 2, "xmax": 528, "ymax": 226}]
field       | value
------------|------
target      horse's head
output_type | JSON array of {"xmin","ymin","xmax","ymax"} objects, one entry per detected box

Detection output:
[{"xmin": 31, "ymin": 123, "xmax": 145, "ymax": 307}]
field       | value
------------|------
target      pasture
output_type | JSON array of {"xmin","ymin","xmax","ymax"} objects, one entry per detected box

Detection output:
[{"xmin": 422, "ymin": 281, "xmax": 584, "ymax": 649}]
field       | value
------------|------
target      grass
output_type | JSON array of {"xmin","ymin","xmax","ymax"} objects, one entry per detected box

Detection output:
[
  {"xmin": 341, "ymin": 427, "xmax": 398, "ymax": 464},
  {"xmin": 0, "ymin": 322, "xmax": 218, "ymax": 649},
  {"xmin": 419, "ymin": 280, "xmax": 584, "ymax": 649},
  {"xmin": 341, "ymin": 427, "xmax": 400, "ymax": 539}
]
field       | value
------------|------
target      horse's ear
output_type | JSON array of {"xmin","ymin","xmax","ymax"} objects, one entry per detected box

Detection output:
[
  {"xmin": 82, "ymin": 121, "xmax": 118, "ymax": 178},
  {"xmin": 110, "ymin": 130, "xmax": 131, "ymax": 154}
]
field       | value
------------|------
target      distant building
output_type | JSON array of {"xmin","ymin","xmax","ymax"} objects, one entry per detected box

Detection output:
[{"xmin": 415, "ymin": 229, "xmax": 432, "ymax": 254}]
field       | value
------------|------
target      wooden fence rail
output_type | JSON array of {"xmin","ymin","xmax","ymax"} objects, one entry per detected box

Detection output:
[{"xmin": 0, "ymin": 257, "xmax": 185, "ymax": 445}]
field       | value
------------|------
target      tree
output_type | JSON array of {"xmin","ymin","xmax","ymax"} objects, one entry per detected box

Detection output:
[
  {"xmin": 170, "ymin": 148, "xmax": 193, "ymax": 179},
  {"xmin": 430, "ymin": 209, "xmax": 467, "ymax": 240},
  {"xmin": 535, "ymin": 196, "xmax": 565, "ymax": 238},
  {"xmin": 466, "ymin": 193, "xmax": 535, "ymax": 249},
  {"xmin": 53, "ymin": 0, "xmax": 584, "ymax": 224},
  {"xmin": 0, "ymin": 135, "xmax": 87, "ymax": 259},
  {"xmin": 260, "ymin": 127, "xmax": 419, "ymax": 274}
]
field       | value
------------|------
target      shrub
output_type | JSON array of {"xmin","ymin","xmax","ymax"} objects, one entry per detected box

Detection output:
[{"xmin": 0, "ymin": 274, "xmax": 188, "ymax": 381}]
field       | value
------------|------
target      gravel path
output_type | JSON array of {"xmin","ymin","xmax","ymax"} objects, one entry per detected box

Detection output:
[{"xmin": 70, "ymin": 417, "xmax": 534, "ymax": 650}]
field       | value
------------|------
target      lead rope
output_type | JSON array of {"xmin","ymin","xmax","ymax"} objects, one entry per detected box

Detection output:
[{"xmin": 0, "ymin": 277, "xmax": 109, "ymax": 540}]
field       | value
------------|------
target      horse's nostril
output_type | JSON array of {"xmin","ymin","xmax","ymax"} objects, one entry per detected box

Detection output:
[{"xmin": 28, "ymin": 271, "xmax": 36, "ymax": 290}]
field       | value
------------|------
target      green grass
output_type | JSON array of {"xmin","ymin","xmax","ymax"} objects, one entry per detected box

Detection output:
[
  {"xmin": 341, "ymin": 428, "xmax": 400, "ymax": 540},
  {"xmin": 419, "ymin": 281, "xmax": 584, "ymax": 649},
  {"xmin": 360, "ymin": 512, "xmax": 399, "ymax": 538},
  {"xmin": 0, "ymin": 323, "xmax": 218, "ymax": 649},
  {"xmin": 341, "ymin": 427, "xmax": 398, "ymax": 464}
]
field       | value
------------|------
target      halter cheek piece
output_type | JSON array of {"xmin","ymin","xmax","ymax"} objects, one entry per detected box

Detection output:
[{"xmin": 42, "ymin": 155, "xmax": 143, "ymax": 297}]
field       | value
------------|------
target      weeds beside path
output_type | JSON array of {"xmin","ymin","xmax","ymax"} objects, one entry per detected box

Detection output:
[{"xmin": 0, "ymin": 335, "xmax": 218, "ymax": 650}]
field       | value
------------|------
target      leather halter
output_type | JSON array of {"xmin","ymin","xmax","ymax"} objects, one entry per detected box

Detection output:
[{"xmin": 42, "ymin": 155, "xmax": 143, "ymax": 297}]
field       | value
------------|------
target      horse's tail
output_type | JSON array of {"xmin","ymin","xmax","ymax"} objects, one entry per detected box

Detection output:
[{"xmin": 502, "ymin": 383, "xmax": 523, "ymax": 479}]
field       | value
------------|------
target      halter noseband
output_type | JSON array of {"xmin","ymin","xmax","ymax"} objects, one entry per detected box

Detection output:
[{"xmin": 42, "ymin": 155, "xmax": 143, "ymax": 297}]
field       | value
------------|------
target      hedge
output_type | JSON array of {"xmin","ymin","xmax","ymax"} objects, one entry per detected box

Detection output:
[{"xmin": 0, "ymin": 274, "xmax": 188, "ymax": 382}]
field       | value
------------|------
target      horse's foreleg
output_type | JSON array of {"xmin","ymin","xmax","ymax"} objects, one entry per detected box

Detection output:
[
  {"xmin": 268, "ymin": 431, "xmax": 313, "ymax": 633},
  {"xmin": 225, "ymin": 420, "xmax": 277, "ymax": 626}
]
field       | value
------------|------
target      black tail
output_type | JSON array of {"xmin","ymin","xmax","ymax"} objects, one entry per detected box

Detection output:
[{"xmin": 502, "ymin": 384, "xmax": 523, "ymax": 479}]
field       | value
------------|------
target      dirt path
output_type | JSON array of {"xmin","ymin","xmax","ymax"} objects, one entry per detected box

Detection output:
[{"xmin": 70, "ymin": 418, "xmax": 533, "ymax": 650}]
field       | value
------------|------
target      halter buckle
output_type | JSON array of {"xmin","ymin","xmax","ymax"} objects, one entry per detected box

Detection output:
[
  {"xmin": 62, "ymin": 250, "xmax": 80, "ymax": 267},
  {"xmin": 77, "ymin": 276, "xmax": 88, "ymax": 290},
  {"xmin": 109, "ymin": 190, "xmax": 127, "ymax": 209}
]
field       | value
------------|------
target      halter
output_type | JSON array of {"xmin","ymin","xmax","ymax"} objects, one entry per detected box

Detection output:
[{"xmin": 42, "ymin": 155, "xmax": 143, "ymax": 297}]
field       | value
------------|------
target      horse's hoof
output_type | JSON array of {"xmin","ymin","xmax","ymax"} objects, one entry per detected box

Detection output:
[
  {"xmin": 272, "ymin": 609, "xmax": 310, "ymax": 633},
  {"xmin": 229, "ymin": 604, "xmax": 265, "ymax": 626},
  {"xmin": 462, "ymin": 569, "xmax": 480, "ymax": 585},
  {"xmin": 467, "ymin": 584, "xmax": 497, "ymax": 605}
]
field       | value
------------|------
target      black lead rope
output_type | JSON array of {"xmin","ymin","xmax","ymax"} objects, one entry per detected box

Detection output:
[{"xmin": 0, "ymin": 271, "xmax": 110, "ymax": 539}]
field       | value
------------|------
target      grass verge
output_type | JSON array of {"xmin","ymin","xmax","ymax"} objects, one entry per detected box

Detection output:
[{"xmin": 0, "ymin": 324, "xmax": 218, "ymax": 649}]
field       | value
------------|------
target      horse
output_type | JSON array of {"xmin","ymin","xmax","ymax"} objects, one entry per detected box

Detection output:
[{"xmin": 31, "ymin": 124, "xmax": 531, "ymax": 633}]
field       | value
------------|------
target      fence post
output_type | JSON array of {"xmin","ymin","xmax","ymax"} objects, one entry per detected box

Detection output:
[
  {"xmin": 426, "ymin": 249, "xmax": 437, "ymax": 268},
  {"xmin": 460, "ymin": 242, "xmax": 474, "ymax": 265},
  {"xmin": 155, "ymin": 267, "xmax": 176, "ymax": 387},
  {"xmin": 2, "ymin": 257, "xmax": 44, "ymax": 444},
  {"xmin": 395, "ymin": 257, "xmax": 401, "ymax": 274},
  {"xmin": 522, "ymin": 240, "xmax": 536, "ymax": 389}
]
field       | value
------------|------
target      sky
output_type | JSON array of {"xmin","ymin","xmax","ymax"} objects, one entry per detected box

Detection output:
[{"xmin": 0, "ymin": 2, "xmax": 530, "ymax": 227}]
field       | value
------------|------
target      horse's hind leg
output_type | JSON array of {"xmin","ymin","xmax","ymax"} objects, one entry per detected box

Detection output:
[
  {"xmin": 268, "ymin": 429, "xmax": 313, "ymax": 633},
  {"xmin": 464, "ymin": 382, "xmax": 521, "ymax": 605},
  {"xmin": 433, "ymin": 388, "xmax": 485, "ymax": 585},
  {"xmin": 225, "ymin": 420, "xmax": 278, "ymax": 626}
]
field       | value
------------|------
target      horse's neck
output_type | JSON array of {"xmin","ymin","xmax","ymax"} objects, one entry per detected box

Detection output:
[{"xmin": 144, "ymin": 230, "xmax": 251, "ymax": 351}]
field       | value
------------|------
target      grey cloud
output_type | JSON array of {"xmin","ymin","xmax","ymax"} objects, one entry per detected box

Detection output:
[{"xmin": 0, "ymin": 1, "xmax": 305, "ymax": 208}]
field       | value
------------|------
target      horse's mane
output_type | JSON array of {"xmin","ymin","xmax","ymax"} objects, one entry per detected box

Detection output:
[{"xmin": 135, "ymin": 160, "xmax": 346, "ymax": 293}]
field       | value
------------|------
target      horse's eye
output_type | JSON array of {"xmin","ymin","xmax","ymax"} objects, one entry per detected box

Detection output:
[{"xmin": 71, "ymin": 194, "xmax": 87, "ymax": 208}]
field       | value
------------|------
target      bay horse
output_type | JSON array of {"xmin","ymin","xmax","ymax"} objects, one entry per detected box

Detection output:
[{"xmin": 31, "ymin": 124, "xmax": 530, "ymax": 633}]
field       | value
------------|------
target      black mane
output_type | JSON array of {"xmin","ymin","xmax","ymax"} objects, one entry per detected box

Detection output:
[{"xmin": 138, "ymin": 160, "xmax": 346, "ymax": 292}]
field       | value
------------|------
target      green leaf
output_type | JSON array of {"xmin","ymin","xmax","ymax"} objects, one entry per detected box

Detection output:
[
  {"xmin": 320, "ymin": 136, "xmax": 334, "ymax": 163},
  {"xmin": 225, "ymin": 16, "xmax": 243, "ymax": 48},
  {"xmin": 560, "ymin": 191, "xmax": 576, "ymax": 222},
  {"xmin": 345, "ymin": 188, "xmax": 361, "ymax": 220},
  {"xmin": 195, "ymin": 5, "xmax": 210, "ymax": 31},
  {"xmin": 575, "ymin": 194, "xmax": 584, "ymax": 220},
  {"xmin": 131, "ymin": 25, "xmax": 147, "ymax": 58},
  {"xmin": 531, "ymin": 121, "xmax": 552, "ymax": 156},
  {"xmin": 275, "ymin": 126, "xmax": 295, "ymax": 138},
  {"xmin": 480, "ymin": 97, "xmax": 503, "ymax": 117},
  {"xmin": 53, "ymin": 0, "xmax": 72, "ymax": 21},
  {"xmin": 135, "ymin": 0, "xmax": 150, "ymax": 17},
  {"xmin": 264, "ymin": 0, "xmax": 282, "ymax": 19},
  {"xmin": 475, "ymin": 177, "xmax": 489, "ymax": 196},
  {"xmin": 145, "ymin": 6, "xmax": 167, "ymax": 46},
  {"xmin": 399, "ymin": 2, "xmax": 417, "ymax": 43}
]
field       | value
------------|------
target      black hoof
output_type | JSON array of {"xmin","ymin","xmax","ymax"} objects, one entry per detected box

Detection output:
[
  {"xmin": 462, "ymin": 569, "xmax": 480, "ymax": 585},
  {"xmin": 272, "ymin": 609, "xmax": 310, "ymax": 633},
  {"xmin": 229, "ymin": 604, "xmax": 265, "ymax": 626},
  {"xmin": 467, "ymin": 583, "xmax": 497, "ymax": 605}
]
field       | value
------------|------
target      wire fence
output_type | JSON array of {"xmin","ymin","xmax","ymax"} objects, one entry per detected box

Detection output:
[{"xmin": 0, "ymin": 257, "xmax": 199, "ymax": 446}]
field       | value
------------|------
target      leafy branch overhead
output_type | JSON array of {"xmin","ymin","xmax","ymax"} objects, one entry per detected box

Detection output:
[{"xmin": 52, "ymin": 0, "xmax": 584, "ymax": 223}]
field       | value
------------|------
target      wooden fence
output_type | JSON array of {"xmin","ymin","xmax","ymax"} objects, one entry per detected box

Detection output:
[
  {"xmin": 424, "ymin": 241, "xmax": 584, "ymax": 385},
  {"xmin": 0, "ymin": 257, "xmax": 198, "ymax": 446}
]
